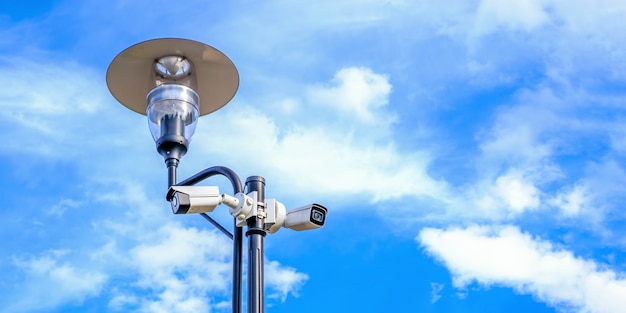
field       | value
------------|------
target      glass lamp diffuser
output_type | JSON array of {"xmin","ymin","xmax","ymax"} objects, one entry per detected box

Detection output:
[
  {"xmin": 147, "ymin": 56, "xmax": 199, "ymax": 159},
  {"xmin": 105, "ymin": 38, "xmax": 239, "ymax": 161}
]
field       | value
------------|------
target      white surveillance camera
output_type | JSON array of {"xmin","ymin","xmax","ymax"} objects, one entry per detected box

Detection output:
[
  {"xmin": 284, "ymin": 203, "xmax": 327, "ymax": 231},
  {"xmin": 167, "ymin": 186, "xmax": 221, "ymax": 214}
]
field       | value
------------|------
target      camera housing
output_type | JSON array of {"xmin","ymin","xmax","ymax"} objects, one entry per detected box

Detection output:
[
  {"xmin": 283, "ymin": 203, "xmax": 327, "ymax": 231},
  {"xmin": 167, "ymin": 186, "xmax": 221, "ymax": 214}
]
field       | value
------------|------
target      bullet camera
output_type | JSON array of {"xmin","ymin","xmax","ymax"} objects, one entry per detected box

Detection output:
[
  {"xmin": 167, "ymin": 186, "xmax": 222, "ymax": 214},
  {"xmin": 283, "ymin": 203, "xmax": 327, "ymax": 231}
]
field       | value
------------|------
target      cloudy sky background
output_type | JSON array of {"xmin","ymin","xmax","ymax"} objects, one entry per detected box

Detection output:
[{"xmin": 2, "ymin": 0, "xmax": 626, "ymax": 312}]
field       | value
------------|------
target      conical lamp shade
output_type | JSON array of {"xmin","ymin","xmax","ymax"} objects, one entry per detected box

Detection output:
[{"xmin": 106, "ymin": 38, "xmax": 239, "ymax": 116}]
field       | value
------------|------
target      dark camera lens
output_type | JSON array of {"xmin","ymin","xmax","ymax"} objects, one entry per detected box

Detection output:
[{"xmin": 311, "ymin": 209, "xmax": 325, "ymax": 224}]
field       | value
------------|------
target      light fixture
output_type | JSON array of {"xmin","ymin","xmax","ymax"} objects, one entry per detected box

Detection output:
[
  {"xmin": 106, "ymin": 38, "xmax": 327, "ymax": 313},
  {"xmin": 106, "ymin": 38, "xmax": 239, "ymax": 164},
  {"xmin": 106, "ymin": 38, "xmax": 246, "ymax": 313}
]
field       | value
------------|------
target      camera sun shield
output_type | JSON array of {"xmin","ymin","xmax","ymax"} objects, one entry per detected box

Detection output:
[{"xmin": 283, "ymin": 203, "xmax": 327, "ymax": 231}]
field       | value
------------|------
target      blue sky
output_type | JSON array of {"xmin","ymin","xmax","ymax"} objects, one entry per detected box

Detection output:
[{"xmin": 1, "ymin": 0, "xmax": 626, "ymax": 312}]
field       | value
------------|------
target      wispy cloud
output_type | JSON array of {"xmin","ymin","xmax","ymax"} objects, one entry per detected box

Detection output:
[
  {"xmin": 190, "ymin": 66, "xmax": 449, "ymax": 204},
  {"xmin": 6, "ymin": 250, "xmax": 107, "ymax": 313},
  {"xmin": 419, "ymin": 225, "xmax": 626, "ymax": 313},
  {"xmin": 265, "ymin": 260, "xmax": 309, "ymax": 302},
  {"xmin": 3, "ymin": 0, "xmax": 626, "ymax": 312},
  {"xmin": 307, "ymin": 67, "xmax": 393, "ymax": 125},
  {"xmin": 430, "ymin": 282, "xmax": 445, "ymax": 304},
  {"xmin": 471, "ymin": 0, "xmax": 551, "ymax": 37}
]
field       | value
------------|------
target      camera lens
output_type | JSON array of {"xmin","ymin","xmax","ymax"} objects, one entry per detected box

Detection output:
[{"xmin": 311, "ymin": 209, "xmax": 325, "ymax": 224}]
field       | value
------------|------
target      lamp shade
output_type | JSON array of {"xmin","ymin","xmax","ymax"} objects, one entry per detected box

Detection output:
[{"xmin": 106, "ymin": 38, "xmax": 239, "ymax": 116}]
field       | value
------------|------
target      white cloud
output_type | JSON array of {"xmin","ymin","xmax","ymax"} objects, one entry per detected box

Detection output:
[
  {"xmin": 7, "ymin": 250, "xmax": 107, "ymax": 313},
  {"xmin": 418, "ymin": 225, "xmax": 626, "ymax": 313},
  {"xmin": 475, "ymin": 169, "xmax": 540, "ymax": 218},
  {"xmin": 265, "ymin": 260, "xmax": 309, "ymax": 302},
  {"xmin": 494, "ymin": 170, "xmax": 540, "ymax": 213},
  {"xmin": 191, "ymin": 67, "xmax": 448, "ymax": 204},
  {"xmin": 108, "ymin": 291, "xmax": 139, "ymax": 311},
  {"xmin": 472, "ymin": 0, "xmax": 550, "ymax": 36},
  {"xmin": 584, "ymin": 160, "xmax": 626, "ymax": 199},
  {"xmin": 128, "ymin": 224, "xmax": 232, "ymax": 304},
  {"xmin": 466, "ymin": 169, "xmax": 541, "ymax": 219},
  {"xmin": 88, "ymin": 182, "xmax": 236, "ymax": 313},
  {"xmin": 308, "ymin": 67, "xmax": 393, "ymax": 125},
  {"xmin": 212, "ymin": 0, "xmax": 419, "ymax": 56},
  {"xmin": 550, "ymin": 183, "xmax": 591, "ymax": 217},
  {"xmin": 608, "ymin": 124, "xmax": 626, "ymax": 154},
  {"xmin": 451, "ymin": 82, "xmax": 626, "ymax": 225},
  {"xmin": 478, "ymin": 88, "xmax": 563, "ymax": 167},
  {"xmin": 0, "ymin": 56, "xmax": 142, "ymax": 161},
  {"xmin": 430, "ymin": 282, "xmax": 445, "ymax": 304},
  {"xmin": 0, "ymin": 59, "xmax": 102, "ymax": 114},
  {"xmin": 47, "ymin": 198, "xmax": 81, "ymax": 217},
  {"xmin": 548, "ymin": 0, "xmax": 626, "ymax": 35}
]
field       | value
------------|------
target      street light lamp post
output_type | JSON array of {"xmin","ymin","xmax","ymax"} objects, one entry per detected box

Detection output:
[
  {"xmin": 106, "ymin": 38, "xmax": 327, "ymax": 313},
  {"xmin": 245, "ymin": 176, "xmax": 266, "ymax": 313}
]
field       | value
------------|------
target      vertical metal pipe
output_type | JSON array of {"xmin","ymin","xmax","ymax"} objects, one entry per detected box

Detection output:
[
  {"xmin": 233, "ymin": 221, "xmax": 243, "ymax": 313},
  {"xmin": 245, "ymin": 176, "xmax": 266, "ymax": 313},
  {"xmin": 165, "ymin": 158, "xmax": 179, "ymax": 187}
]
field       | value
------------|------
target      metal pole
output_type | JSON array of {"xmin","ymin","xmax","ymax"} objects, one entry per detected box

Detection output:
[
  {"xmin": 233, "ymin": 221, "xmax": 243, "ymax": 313},
  {"xmin": 165, "ymin": 158, "xmax": 179, "ymax": 187},
  {"xmin": 245, "ymin": 176, "xmax": 266, "ymax": 313}
]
